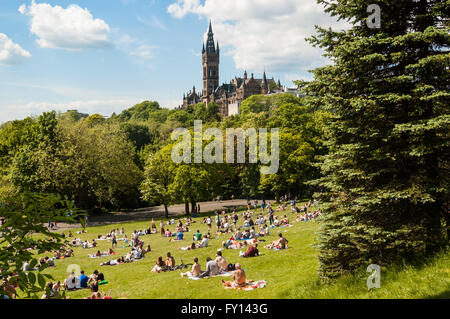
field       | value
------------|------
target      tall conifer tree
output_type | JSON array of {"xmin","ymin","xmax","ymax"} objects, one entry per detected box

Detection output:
[{"xmin": 305, "ymin": 0, "xmax": 449, "ymax": 281}]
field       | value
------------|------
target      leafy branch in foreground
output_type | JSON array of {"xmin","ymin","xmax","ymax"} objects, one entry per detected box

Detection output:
[{"xmin": 0, "ymin": 192, "xmax": 84, "ymax": 299}]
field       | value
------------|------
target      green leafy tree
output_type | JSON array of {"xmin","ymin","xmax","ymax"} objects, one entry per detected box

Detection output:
[
  {"xmin": 0, "ymin": 192, "xmax": 84, "ymax": 299},
  {"xmin": 306, "ymin": 0, "xmax": 449, "ymax": 281},
  {"xmin": 141, "ymin": 145, "xmax": 176, "ymax": 218}
]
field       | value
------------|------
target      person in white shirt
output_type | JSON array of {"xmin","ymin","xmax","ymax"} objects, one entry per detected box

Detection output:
[
  {"xmin": 273, "ymin": 217, "xmax": 280, "ymax": 226},
  {"xmin": 198, "ymin": 235, "xmax": 209, "ymax": 248},
  {"xmin": 199, "ymin": 257, "xmax": 220, "ymax": 278},
  {"xmin": 64, "ymin": 272, "xmax": 80, "ymax": 290}
]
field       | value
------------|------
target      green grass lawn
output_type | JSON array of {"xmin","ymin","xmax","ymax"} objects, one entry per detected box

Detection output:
[{"xmin": 32, "ymin": 204, "xmax": 449, "ymax": 299}]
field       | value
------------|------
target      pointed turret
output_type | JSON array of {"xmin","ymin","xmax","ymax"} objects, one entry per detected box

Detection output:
[
  {"xmin": 206, "ymin": 20, "xmax": 216, "ymax": 53},
  {"xmin": 261, "ymin": 71, "xmax": 268, "ymax": 94},
  {"xmin": 244, "ymin": 70, "xmax": 247, "ymax": 80}
]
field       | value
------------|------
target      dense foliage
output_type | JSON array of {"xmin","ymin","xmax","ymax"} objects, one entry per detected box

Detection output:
[
  {"xmin": 0, "ymin": 94, "xmax": 326, "ymax": 215},
  {"xmin": 304, "ymin": 0, "xmax": 449, "ymax": 281}
]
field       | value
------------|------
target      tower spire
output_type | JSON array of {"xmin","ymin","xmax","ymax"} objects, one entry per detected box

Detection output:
[{"xmin": 206, "ymin": 19, "xmax": 215, "ymax": 53}]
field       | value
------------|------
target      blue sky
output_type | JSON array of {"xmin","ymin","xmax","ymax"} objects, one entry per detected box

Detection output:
[{"xmin": 0, "ymin": 0, "xmax": 346, "ymax": 123}]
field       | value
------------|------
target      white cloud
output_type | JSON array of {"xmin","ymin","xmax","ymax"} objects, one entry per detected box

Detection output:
[
  {"xmin": 167, "ymin": 0, "xmax": 349, "ymax": 73},
  {"xmin": 19, "ymin": 0, "xmax": 113, "ymax": 50},
  {"xmin": 137, "ymin": 15, "xmax": 168, "ymax": 31},
  {"xmin": 115, "ymin": 33, "xmax": 156, "ymax": 63},
  {"xmin": 130, "ymin": 44, "xmax": 156, "ymax": 60},
  {"xmin": 0, "ymin": 33, "xmax": 32, "ymax": 66},
  {"xmin": 0, "ymin": 98, "xmax": 145, "ymax": 123}
]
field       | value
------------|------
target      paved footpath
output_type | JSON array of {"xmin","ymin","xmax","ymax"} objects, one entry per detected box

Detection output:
[{"xmin": 54, "ymin": 199, "xmax": 270, "ymax": 231}]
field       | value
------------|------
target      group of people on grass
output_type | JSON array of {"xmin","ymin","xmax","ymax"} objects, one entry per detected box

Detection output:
[
  {"xmin": 40, "ymin": 269, "xmax": 111, "ymax": 299},
  {"xmin": 22, "ymin": 197, "xmax": 316, "ymax": 298}
]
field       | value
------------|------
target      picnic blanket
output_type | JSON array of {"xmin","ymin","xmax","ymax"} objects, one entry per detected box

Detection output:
[
  {"xmin": 271, "ymin": 246, "xmax": 289, "ymax": 251},
  {"xmin": 89, "ymin": 254, "xmax": 109, "ymax": 259},
  {"xmin": 223, "ymin": 280, "xmax": 267, "ymax": 291},
  {"xmin": 186, "ymin": 271, "xmax": 235, "ymax": 280},
  {"xmin": 270, "ymin": 224, "xmax": 293, "ymax": 229}
]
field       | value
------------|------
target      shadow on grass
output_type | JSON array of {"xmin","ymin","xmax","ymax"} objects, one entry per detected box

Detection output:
[{"xmin": 424, "ymin": 289, "xmax": 450, "ymax": 299}]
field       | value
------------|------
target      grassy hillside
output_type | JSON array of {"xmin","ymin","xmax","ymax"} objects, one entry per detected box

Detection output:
[{"xmin": 31, "ymin": 205, "xmax": 449, "ymax": 299}]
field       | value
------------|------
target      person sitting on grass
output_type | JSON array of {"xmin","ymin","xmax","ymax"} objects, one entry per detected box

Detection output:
[
  {"xmin": 165, "ymin": 252, "xmax": 176, "ymax": 270},
  {"xmin": 64, "ymin": 248, "xmax": 74, "ymax": 258},
  {"xmin": 281, "ymin": 215, "xmax": 289, "ymax": 226},
  {"xmin": 180, "ymin": 257, "xmax": 202, "ymax": 278},
  {"xmin": 273, "ymin": 216, "xmax": 280, "ymax": 226},
  {"xmin": 63, "ymin": 272, "xmax": 80, "ymax": 291},
  {"xmin": 215, "ymin": 251, "xmax": 234, "ymax": 272},
  {"xmin": 165, "ymin": 229, "xmax": 172, "ymax": 238},
  {"xmin": 144, "ymin": 244, "xmax": 151, "ymax": 253},
  {"xmin": 199, "ymin": 257, "xmax": 220, "ymax": 278},
  {"xmin": 42, "ymin": 281, "xmax": 62, "ymax": 299},
  {"xmin": 79, "ymin": 270, "xmax": 88, "ymax": 289},
  {"xmin": 240, "ymin": 243, "xmax": 259, "ymax": 257},
  {"xmin": 221, "ymin": 263, "xmax": 246, "ymax": 288},
  {"xmin": 172, "ymin": 231, "xmax": 183, "ymax": 241},
  {"xmin": 88, "ymin": 270, "xmax": 99, "ymax": 285},
  {"xmin": 44, "ymin": 256, "xmax": 55, "ymax": 267},
  {"xmin": 264, "ymin": 233, "xmax": 289, "ymax": 250},
  {"xmin": 52, "ymin": 281, "xmax": 62, "ymax": 293},
  {"xmin": 193, "ymin": 230, "xmax": 202, "ymax": 241},
  {"xmin": 197, "ymin": 234, "xmax": 209, "ymax": 248},
  {"xmin": 151, "ymin": 256, "xmax": 167, "ymax": 273}
]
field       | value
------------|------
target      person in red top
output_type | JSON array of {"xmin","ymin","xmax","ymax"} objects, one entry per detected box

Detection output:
[{"xmin": 243, "ymin": 244, "xmax": 259, "ymax": 257}]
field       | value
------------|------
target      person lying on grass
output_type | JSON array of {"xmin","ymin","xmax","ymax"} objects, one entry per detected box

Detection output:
[
  {"xmin": 180, "ymin": 257, "xmax": 202, "ymax": 278},
  {"xmin": 199, "ymin": 257, "xmax": 220, "ymax": 278},
  {"xmin": 240, "ymin": 243, "xmax": 259, "ymax": 257},
  {"xmin": 222, "ymin": 238, "xmax": 248, "ymax": 249},
  {"xmin": 100, "ymin": 256, "xmax": 125, "ymax": 266},
  {"xmin": 180, "ymin": 242, "xmax": 197, "ymax": 251},
  {"xmin": 221, "ymin": 263, "xmax": 246, "ymax": 288},
  {"xmin": 264, "ymin": 233, "xmax": 288, "ymax": 250}
]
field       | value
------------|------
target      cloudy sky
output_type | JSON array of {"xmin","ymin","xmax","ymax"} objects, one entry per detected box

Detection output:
[{"xmin": 0, "ymin": 0, "xmax": 347, "ymax": 123}]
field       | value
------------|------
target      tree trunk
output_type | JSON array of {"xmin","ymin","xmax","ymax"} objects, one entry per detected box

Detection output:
[
  {"xmin": 164, "ymin": 204, "xmax": 169, "ymax": 219},
  {"xmin": 185, "ymin": 202, "xmax": 190, "ymax": 216},
  {"xmin": 191, "ymin": 201, "xmax": 196, "ymax": 214}
]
